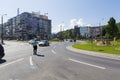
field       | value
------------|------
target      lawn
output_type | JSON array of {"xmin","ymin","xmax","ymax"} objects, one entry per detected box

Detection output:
[{"xmin": 72, "ymin": 40, "xmax": 120, "ymax": 55}]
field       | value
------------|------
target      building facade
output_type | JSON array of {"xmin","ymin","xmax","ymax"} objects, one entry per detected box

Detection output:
[
  {"xmin": 74, "ymin": 25, "xmax": 80, "ymax": 39},
  {"xmin": 77, "ymin": 26, "xmax": 101, "ymax": 39},
  {"xmin": 80, "ymin": 26, "xmax": 89, "ymax": 39},
  {"xmin": 88, "ymin": 27, "xmax": 101, "ymax": 38},
  {"xmin": 2, "ymin": 12, "xmax": 51, "ymax": 40}
]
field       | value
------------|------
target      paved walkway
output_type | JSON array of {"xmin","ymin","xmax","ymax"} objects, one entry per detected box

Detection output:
[{"xmin": 66, "ymin": 46, "xmax": 120, "ymax": 60}]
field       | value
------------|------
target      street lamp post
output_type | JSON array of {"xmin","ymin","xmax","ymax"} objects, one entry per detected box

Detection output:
[
  {"xmin": 99, "ymin": 18, "xmax": 104, "ymax": 41},
  {"xmin": 99, "ymin": 22, "xmax": 102, "ymax": 40},
  {"xmin": 59, "ymin": 22, "xmax": 63, "ymax": 40},
  {"xmin": 1, "ymin": 14, "xmax": 7, "ymax": 44}
]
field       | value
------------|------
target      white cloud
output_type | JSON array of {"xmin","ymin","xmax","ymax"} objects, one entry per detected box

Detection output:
[
  {"xmin": 69, "ymin": 18, "xmax": 84, "ymax": 28},
  {"xmin": 58, "ymin": 23, "xmax": 65, "ymax": 31},
  {"xmin": 52, "ymin": 18, "xmax": 92, "ymax": 33},
  {"xmin": 52, "ymin": 23, "xmax": 65, "ymax": 33},
  {"xmin": 70, "ymin": 19, "xmax": 77, "ymax": 27},
  {"xmin": 69, "ymin": 18, "xmax": 91, "ymax": 27},
  {"xmin": 52, "ymin": 27, "xmax": 59, "ymax": 33},
  {"xmin": 77, "ymin": 19, "xmax": 84, "ymax": 26}
]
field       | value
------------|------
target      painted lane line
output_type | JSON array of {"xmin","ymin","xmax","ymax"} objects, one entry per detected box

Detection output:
[
  {"xmin": 0, "ymin": 58, "xmax": 24, "ymax": 68},
  {"xmin": 52, "ymin": 50, "xmax": 56, "ymax": 54},
  {"xmin": 30, "ymin": 56, "xmax": 34, "ymax": 66},
  {"xmin": 69, "ymin": 58, "xmax": 106, "ymax": 70},
  {"xmin": 29, "ymin": 56, "xmax": 38, "ymax": 69}
]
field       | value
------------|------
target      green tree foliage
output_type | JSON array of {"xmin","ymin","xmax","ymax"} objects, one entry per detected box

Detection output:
[
  {"xmin": 105, "ymin": 17, "xmax": 119, "ymax": 39},
  {"xmin": 57, "ymin": 29, "xmax": 75, "ymax": 39},
  {"xmin": 69, "ymin": 29, "xmax": 74, "ymax": 39},
  {"xmin": 116, "ymin": 23, "xmax": 120, "ymax": 39},
  {"xmin": 102, "ymin": 27, "xmax": 106, "ymax": 36},
  {"xmin": 117, "ymin": 23, "xmax": 120, "ymax": 31}
]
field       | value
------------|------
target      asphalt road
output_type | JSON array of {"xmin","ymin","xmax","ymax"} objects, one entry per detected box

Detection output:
[{"xmin": 0, "ymin": 41, "xmax": 120, "ymax": 80}]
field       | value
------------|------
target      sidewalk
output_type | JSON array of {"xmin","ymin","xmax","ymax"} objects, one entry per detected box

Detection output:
[{"xmin": 66, "ymin": 46, "xmax": 120, "ymax": 60}]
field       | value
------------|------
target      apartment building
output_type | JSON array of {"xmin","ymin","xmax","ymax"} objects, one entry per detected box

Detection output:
[
  {"xmin": 75, "ymin": 26, "xmax": 101, "ymax": 39},
  {"xmin": 2, "ymin": 12, "xmax": 51, "ymax": 40}
]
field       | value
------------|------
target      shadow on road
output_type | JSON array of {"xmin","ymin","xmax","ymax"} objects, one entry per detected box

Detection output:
[
  {"xmin": 36, "ymin": 54, "xmax": 45, "ymax": 57},
  {"xmin": 0, "ymin": 59, "xmax": 6, "ymax": 64}
]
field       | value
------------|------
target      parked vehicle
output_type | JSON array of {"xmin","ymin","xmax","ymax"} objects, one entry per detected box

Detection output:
[
  {"xmin": 0, "ymin": 44, "xmax": 5, "ymax": 59},
  {"xmin": 39, "ymin": 40, "xmax": 49, "ymax": 46}
]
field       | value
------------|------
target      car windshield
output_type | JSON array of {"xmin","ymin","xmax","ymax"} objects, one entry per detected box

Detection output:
[
  {"xmin": 41, "ymin": 40, "xmax": 47, "ymax": 42},
  {"xmin": 1, "ymin": 0, "xmax": 120, "ymax": 80}
]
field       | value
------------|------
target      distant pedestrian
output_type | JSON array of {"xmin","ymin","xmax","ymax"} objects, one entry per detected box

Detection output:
[
  {"xmin": 29, "ymin": 38, "xmax": 38, "ymax": 55},
  {"xmin": 74, "ymin": 39, "xmax": 76, "ymax": 42}
]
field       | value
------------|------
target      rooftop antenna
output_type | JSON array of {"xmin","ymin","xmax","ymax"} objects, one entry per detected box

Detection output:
[{"xmin": 17, "ymin": 8, "xmax": 19, "ymax": 16}]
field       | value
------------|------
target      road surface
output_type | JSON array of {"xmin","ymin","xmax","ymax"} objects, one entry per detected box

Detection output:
[{"xmin": 0, "ymin": 41, "xmax": 120, "ymax": 80}]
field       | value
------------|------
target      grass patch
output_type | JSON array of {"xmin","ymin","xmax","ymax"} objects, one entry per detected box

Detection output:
[{"xmin": 73, "ymin": 41, "xmax": 120, "ymax": 55}]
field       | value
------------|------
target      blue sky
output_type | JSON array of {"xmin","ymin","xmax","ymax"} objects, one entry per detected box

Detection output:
[{"xmin": 0, "ymin": 0, "xmax": 120, "ymax": 33}]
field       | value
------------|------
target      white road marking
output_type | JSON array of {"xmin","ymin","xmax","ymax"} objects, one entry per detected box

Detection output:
[
  {"xmin": 0, "ymin": 58, "xmax": 24, "ymax": 68},
  {"xmin": 30, "ymin": 56, "xmax": 34, "ymax": 66},
  {"xmin": 52, "ymin": 50, "xmax": 56, "ymax": 54},
  {"xmin": 29, "ymin": 56, "xmax": 37, "ymax": 69},
  {"xmin": 69, "ymin": 58, "xmax": 106, "ymax": 70}
]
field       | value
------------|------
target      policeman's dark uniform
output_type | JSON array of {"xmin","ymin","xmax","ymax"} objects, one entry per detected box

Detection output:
[{"xmin": 0, "ymin": 44, "xmax": 5, "ymax": 59}]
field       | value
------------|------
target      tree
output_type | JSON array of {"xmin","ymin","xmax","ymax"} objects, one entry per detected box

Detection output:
[
  {"xmin": 105, "ymin": 17, "xmax": 119, "ymax": 39},
  {"xmin": 102, "ymin": 27, "xmax": 106, "ymax": 37},
  {"xmin": 68, "ymin": 29, "xmax": 74, "ymax": 39}
]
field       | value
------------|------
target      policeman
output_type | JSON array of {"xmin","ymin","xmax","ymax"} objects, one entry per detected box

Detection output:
[{"xmin": 0, "ymin": 44, "xmax": 5, "ymax": 59}]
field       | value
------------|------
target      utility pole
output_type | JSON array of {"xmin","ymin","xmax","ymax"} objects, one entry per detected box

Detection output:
[
  {"xmin": 1, "ymin": 14, "xmax": 7, "ymax": 44},
  {"xmin": 99, "ymin": 18, "xmax": 104, "ymax": 41},
  {"xmin": 20, "ymin": 19, "xmax": 24, "ymax": 40}
]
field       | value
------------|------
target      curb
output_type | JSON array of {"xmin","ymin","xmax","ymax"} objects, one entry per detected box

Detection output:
[{"xmin": 66, "ymin": 46, "xmax": 120, "ymax": 60}]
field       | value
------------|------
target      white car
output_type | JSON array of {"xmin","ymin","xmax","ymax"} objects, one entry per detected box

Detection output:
[{"xmin": 39, "ymin": 40, "xmax": 49, "ymax": 46}]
